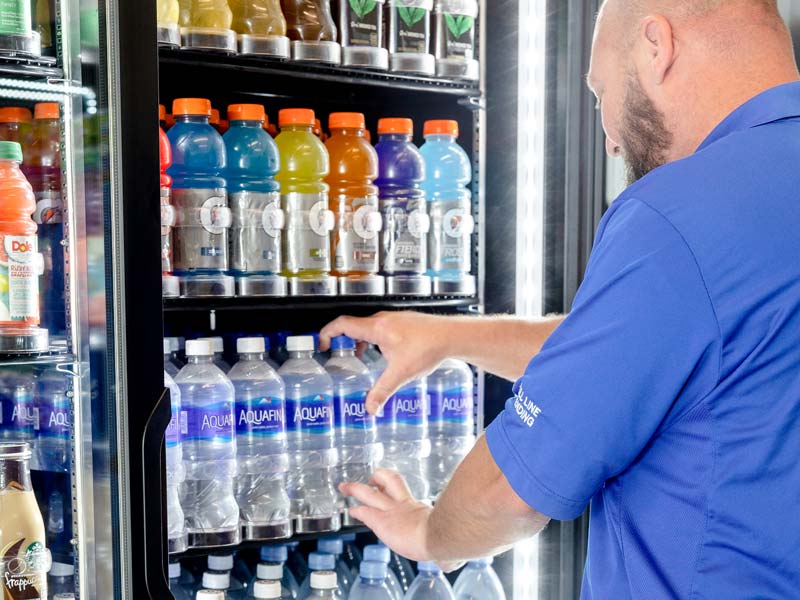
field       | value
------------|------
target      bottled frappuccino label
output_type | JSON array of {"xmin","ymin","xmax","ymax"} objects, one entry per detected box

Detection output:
[
  {"xmin": 443, "ymin": 11, "xmax": 474, "ymax": 59},
  {"xmin": 0, "ymin": 0, "xmax": 32, "ymax": 36},
  {"xmin": 392, "ymin": 2, "xmax": 430, "ymax": 53},
  {"xmin": 1, "ymin": 535, "xmax": 49, "ymax": 599},
  {"xmin": 346, "ymin": 0, "xmax": 383, "ymax": 47}
]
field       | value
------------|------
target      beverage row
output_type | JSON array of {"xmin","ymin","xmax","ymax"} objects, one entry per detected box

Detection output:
[
  {"xmin": 159, "ymin": 0, "xmax": 478, "ymax": 80},
  {"xmin": 170, "ymin": 539, "xmax": 505, "ymax": 599},
  {"xmin": 164, "ymin": 334, "xmax": 475, "ymax": 552},
  {"xmin": 160, "ymin": 99, "xmax": 475, "ymax": 299}
]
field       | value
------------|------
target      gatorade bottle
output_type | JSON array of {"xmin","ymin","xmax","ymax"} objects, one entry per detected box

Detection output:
[
  {"xmin": 0, "ymin": 141, "xmax": 47, "ymax": 350},
  {"xmin": 224, "ymin": 104, "xmax": 286, "ymax": 297},
  {"xmin": 160, "ymin": 104, "xmax": 179, "ymax": 297},
  {"xmin": 168, "ymin": 98, "xmax": 234, "ymax": 297},
  {"xmin": 375, "ymin": 118, "xmax": 431, "ymax": 296},
  {"xmin": 326, "ymin": 113, "xmax": 384, "ymax": 296},
  {"xmin": 0, "ymin": 107, "xmax": 32, "ymax": 146},
  {"xmin": 231, "ymin": 0, "xmax": 290, "ymax": 58},
  {"xmin": 275, "ymin": 109, "xmax": 336, "ymax": 296},
  {"xmin": 420, "ymin": 120, "xmax": 475, "ymax": 295},
  {"xmin": 281, "ymin": 0, "xmax": 340, "ymax": 64},
  {"xmin": 25, "ymin": 103, "xmax": 65, "ymax": 336},
  {"xmin": 179, "ymin": 0, "xmax": 236, "ymax": 52}
]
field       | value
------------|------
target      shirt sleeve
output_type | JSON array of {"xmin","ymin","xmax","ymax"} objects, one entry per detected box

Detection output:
[{"xmin": 485, "ymin": 197, "xmax": 721, "ymax": 520}]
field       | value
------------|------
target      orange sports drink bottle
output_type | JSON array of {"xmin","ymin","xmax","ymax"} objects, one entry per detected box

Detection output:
[{"xmin": 0, "ymin": 107, "xmax": 32, "ymax": 147}]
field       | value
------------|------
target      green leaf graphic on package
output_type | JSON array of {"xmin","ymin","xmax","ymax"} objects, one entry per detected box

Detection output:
[
  {"xmin": 398, "ymin": 4, "xmax": 427, "ymax": 28},
  {"xmin": 350, "ymin": 0, "xmax": 378, "ymax": 18},
  {"xmin": 446, "ymin": 14, "xmax": 474, "ymax": 38}
]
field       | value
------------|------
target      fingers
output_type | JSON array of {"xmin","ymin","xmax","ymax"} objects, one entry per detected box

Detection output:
[
  {"xmin": 339, "ymin": 481, "xmax": 395, "ymax": 511},
  {"xmin": 347, "ymin": 505, "xmax": 385, "ymax": 531},
  {"xmin": 366, "ymin": 365, "xmax": 407, "ymax": 414},
  {"xmin": 370, "ymin": 468, "xmax": 414, "ymax": 502},
  {"xmin": 319, "ymin": 315, "xmax": 376, "ymax": 351}
]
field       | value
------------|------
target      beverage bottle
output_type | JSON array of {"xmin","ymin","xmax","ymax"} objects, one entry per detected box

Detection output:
[
  {"xmin": 35, "ymin": 367, "xmax": 70, "ymax": 472},
  {"xmin": 47, "ymin": 561, "xmax": 74, "ymax": 597},
  {"xmin": 281, "ymin": 0, "xmax": 339, "ymax": 64},
  {"xmin": 0, "ymin": 442, "xmax": 48, "ymax": 598},
  {"xmin": 317, "ymin": 537, "xmax": 353, "ymax": 591},
  {"xmin": 361, "ymin": 344, "xmax": 387, "ymax": 383},
  {"xmin": 386, "ymin": 547, "xmax": 414, "ymax": 594},
  {"xmin": 167, "ymin": 98, "xmax": 234, "ymax": 297},
  {"xmin": 179, "ymin": 0, "xmax": 234, "ymax": 29},
  {"xmin": 197, "ymin": 591, "xmax": 226, "ymax": 600},
  {"xmin": 287, "ymin": 540, "xmax": 310, "ymax": 585},
  {"xmin": 198, "ymin": 336, "xmax": 232, "ymax": 372},
  {"xmin": 0, "ymin": 372, "xmax": 36, "ymax": 461},
  {"xmin": 158, "ymin": 0, "xmax": 180, "ymax": 25},
  {"xmin": 45, "ymin": 490, "xmax": 72, "ymax": 564},
  {"xmin": 228, "ymin": 337, "xmax": 292, "ymax": 540},
  {"xmin": 337, "ymin": 0, "xmax": 388, "ymax": 69},
  {"xmin": 275, "ymin": 109, "xmax": 336, "ymax": 296},
  {"xmin": 302, "ymin": 571, "xmax": 339, "ymax": 600},
  {"xmin": 362, "ymin": 545, "xmax": 403, "ymax": 600},
  {"xmin": 452, "ymin": 558, "xmax": 506, "ymax": 600},
  {"xmin": 175, "ymin": 339, "xmax": 240, "ymax": 547},
  {"xmin": 325, "ymin": 113, "xmax": 384, "ymax": 296},
  {"xmin": 230, "ymin": 0, "xmax": 287, "ymax": 35},
  {"xmin": 208, "ymin": 555, "xmax": 247, "ymax": 599},
  {"xmin": 278, "ymin": 336, "xmax": 340, "ymax": 533},
  {"xmin": 165, "ymin": 369, "xmax": 187, "ymax": 553},
  {"xmin": 386, "ymin": 0, "xmax": 435, "ymax": 75},
  {"xmin": 161, "ymin": 106, "xmax": 179, "ymax": 297},
  {"xmin": 433, "ymin": 0, "xmax": 478, "ymax": 80},
  {"xmin": 375, "ymin": 119, "xmax": 431, "ymax": 296},
  {"xmin": 0, "ymin": 107, "xmax": 32, "ymax": 146},
  {"xmin": 419, "ymin": 121, "xmax": 474, "ymax": 295},
  {"xmin": 171, "ymin": 562, "xmax": 194, "ymax": 600},
  {"xmin": 200, "ymin": 571, "xmax": 234, "ymax": 599},
  {"xmin": 0, "ymin": 0, "xmax": 38, "ymax": 54},
  {"xmin": 425, "ymin": 359, "xmax": 474, "ymax": 499},
  {"xmin": 340, "ymin": 532, "xmax": 362, "ymax": 581},
  {"xmin": 165, "ymin": 338, "xmax": 180, "ymax": 377},
  {"xmin": 224, "ymin": 104, "xmax": 286, "ymax": 297},
  {"xmin": 249, "ymin": 552, "xmax": 295, "ymax": 598},
  {"xmin": 404, "ymin": 563, "xmax": 455, "ymax": 600},
  {"xmin": 324, "ymin": 336, "xmax": 382, "ymax": 525},
  {"xmin": 166, "ymin": 336, "xmax": 185, "ymax": 370},
  {"xmin": 348, "ymin": 561, "xmax": 394, "ymax": 600},
  {"xmin": 298, "ymin": 555, "xmax": 342, "ymax": 599},
  {"xmin": 252, "ymin": 580, "xmax": 283, "ymax": 599}
]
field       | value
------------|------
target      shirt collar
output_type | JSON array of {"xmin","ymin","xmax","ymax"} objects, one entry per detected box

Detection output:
[{"xmin": 696, "ymin": 80, "xmax": 800, "ymax": 152}]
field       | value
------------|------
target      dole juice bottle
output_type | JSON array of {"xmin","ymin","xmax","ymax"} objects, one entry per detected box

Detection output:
[
  {"xmin": 0, "ymin": 108, "xmax": 32, "ymax": 147},
  {"xmin": 179, "ymin": 0, "xmax": 233, "ymax": 28},
  {"xmin": 325, "ymin": 112, "xmax": 384, "ymax": 296},
  {"xmin": 160, "ymin": 104, "xmax": 179, "ymax": 297},
  {"xmin": 229, "ymin": 0, "xmax": 287, "ymax": 36}
]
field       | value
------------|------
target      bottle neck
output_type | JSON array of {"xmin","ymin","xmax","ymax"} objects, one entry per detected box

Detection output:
[
  {"xmin": 331, "ymin": 348, "xmax": 355, "ymax": 358},
  {"xmin": 231, "ymin": 120, "xmax": 263, "ymax": 129},
  {"xmin": 289, "ymin": 350, "xmax": 314, "ymax": 360},
  {"xmin": 281, "ymin": 124, "xmax": 313, "ymax": 133},
  {"xmin": 176, "ymin": 115, "xmax": 209, "ymax": 125},
  {"xmin": 331, "ymin": 128, "xmax": 364, "ymax": 137},
  {"xmin": 425, "ymin": 134, "xmax": 456, "ymax": 143},
  {"xmin": 188, "ymin": 355, "xmax": 214, "ymax": 365},
  {"xmin": 380, "ymin": 133, "xmax": 411, "ymax": 142},
  {"xmin": 238, "ymin": 352, "xmax": 265, "ymax": 362},
  {"xmin": 0, "ymin": 457, "xmax": 32, "ymax": 491}
]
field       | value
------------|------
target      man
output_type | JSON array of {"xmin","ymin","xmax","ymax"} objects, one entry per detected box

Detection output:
[{"xmin": 320, "ymin": 1, "xmax": 800, "ymax": 597}]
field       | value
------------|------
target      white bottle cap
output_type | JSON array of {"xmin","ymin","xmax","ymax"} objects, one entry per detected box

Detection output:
[
  {"xmin": 253, "ymin": 580, "xmax": 282, "ymax": 599},
  {"xmin": 186, "ymin": 340, "xmax": 213, "ymax": 357},
  {"xmin": 199, "ymin": 336, "xmax": 225, "ymax": 353},
  {"xmin": 257, "ymin": 563, "xmax": 283, "ymax": 580},
  {"xmin": 53, "ymin": 595, "xmax": 76, "ymax": 600},
  {"xmin": 208, "ymin": 554, "xmax": 234, "ymax": 571},
  {"xmin": 238, "ymin": 337, "xmax": 266, "ymax": 354},
  {"xmin": 168, "ymin": 562, "xmax": 181, "ymax": 579},
  {"xmin": 49, "ymin": 562, "xmax": 74, "ymax": 576},
  {"xmin": 196, "ymin": 592, "xmax": 225, "ymax": 600},
  {"xmin": 163, "ymin": 339, "xmax": 171, "ymax": 354},
  {"xmin": 202, "ymin": 571, "xmax": 230, "ymax": 589},
  {"xmin": 287, "ymin": 335, "xmax": 315, "ymax": 353},
  {"xmin": 310, "ymin": 571, "xmax": 337, "ymax": 590}
]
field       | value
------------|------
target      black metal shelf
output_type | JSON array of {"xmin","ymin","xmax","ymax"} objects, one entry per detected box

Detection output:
[
  {"xmin": 0, "ymin": 349, "xmax": 74, "ymax": 368},
  {"xmin": 163, "ymin": 295, "xmax": 479, "ymax": 313},
  {"xmin": 0, "ymin": 54, "xmax": 61, "ymax": 80}
]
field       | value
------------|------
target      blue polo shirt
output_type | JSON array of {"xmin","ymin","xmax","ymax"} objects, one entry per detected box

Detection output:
[{"xmin": 485, "ymin": 81, "xmax": 800, "ymax": 598}]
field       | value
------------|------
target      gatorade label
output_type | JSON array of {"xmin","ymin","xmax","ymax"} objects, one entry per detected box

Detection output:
[
  {"xmin": 235, "ymin": 395, "xmax": 286, "ymax": 438},
  {"xmin": 0, "ymin": 0, "xmax": 31, "ymax": 36},
  {"xmin": 0, "ymin": 235, "xmax": 41, "ymax": 325},
  {"xmin": 32, "ymin": 191, "xmax": 63, "ymax": 225},
  {"xmin": 334, "ymin": 390, "xmax": 375, "ymax": 430},
  {"xmin": 427, "ymin": 386, "xmax": 472, "ymax": 423},
  {"xmin": 161, "ymin": 188, "xmax": 175, "ymax": 273},
  {"xmin": 37, "ymin": 396, "xmax": 70, "ymax": 440},
  {"xmin": 346, "ymin": 0, "xmax": 383, "ymax": 47},
  {"xmin": 442, "ymin": 11, "xmax": 475, "ymax": 60},
  {"xmin": 282, "ymin": 193, "xmax": 333, "ymax": 274},
  {"xmin": 286, "ymin": 393, "xmax": 334, "ymax": 435},
  {"xmin": 334, "ymin": 198, "xmax": 381, "ymax": 274},
  {"xmin": 230, "ymin": 191, "xmax": 283, "ymax": 274},
  {"xmin": 392, "ymin": 1, "xmax": 430, "ymax": 53},
  {"xmin": 172, "ymin": 188, "xmax": 231, "ymax": 273},
  {"xmin": 183, "ymin": 402, "xmax": 234, "ymax": 444},
  {"xmin": 8, "ymin": 389, "xmax": 35, "ymax": 434},
  {"xmin": 428, "ymin": 199, "xmax": 473, "ymax": 272},
  {"xmin": 378, "ymin": 386, "xmax": 426, "ymax": 426},
  {"xmin": 380, "ymin": 197, "xmax": 428, "ymax": 274}
]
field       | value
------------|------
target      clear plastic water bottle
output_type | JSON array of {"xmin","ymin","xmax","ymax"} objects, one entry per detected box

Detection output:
[
  {"xmin": 165, "ymin": 369, "xmax": 187, "ymax": 553},
  {"xmin": 165, "ymin": 338, "xmax": 181, "ymax": 377},
  {"xmin": 386, "ymin": 548, "xmax": 415, "ymax": 594},
  {"xmin": 299, "ymin": 554, "xmax": 344, "ymax": 599},
  {"xmin": 452, "ymin": 558, "xmax": 506, "ymax": 600},
  {"xmin": 348, "ymin": 561, "xmax": 394, "ymax": 600},
  {"xmin": 35, "ymin": 367, "xmax": 69, "ymax": 472},
  {"xmin": 340, "ymin": 533, "xmax": 362, "ymax": 581},
  {"xmin": 170, "ymin": 562, "xmax": 193, "ymax": 600},
  {"xmin": 250, "ymin": 545, "xmax": 299, "ymax": 598},
  {"xmin": 278, "ymin": 336, "xmax": 340, "ymax": 533},
  {"xmin": 404, "ymin": 563, "xmax": 455, "ymax": 600},
  {"xmin": 200, "ymin": 571, "xmax": 234, "ymax": 599},
  {"xmin": 208, "ymin": 555, "xmax": 247, "ymax": 599},
  {"xmin": 301, "ymin": 571, "xmax": 340, "ymax": 600},
  {"xmin": 253, "ymin": 580, "xmax": 284, "ymax": 599},
  {"xmin": 48, "ymin": 561, "xmax": 75, "ymax": 596},
  {"xmin": 229, "ymin": 337, "xmax": 292, "ymax": 540},
  {"xmin": 46, "ymin": 490, "xmax": 73, "ymax": 564},
  {"xmin": 324, "ymin": 337, "xmax": 383, "ymax": 525},
  {"xmin": 362, "ymin": 545, "xmax": 403, "ymax": 600},
  {"xmin": 200, "ymin": 336, "xmax": 232, "ymax": 372},
  {"xmin": 317, "ymin": 537, "xmax": 353, "ymax": 592},
  {"xmin": 426, "ymin": 360, "xmax": 475, "ymax": 499},
  {"xmin": 176, "ymin": 339, "xmax": 240, "ymax": 547},
  {"xmin": 249, "ymin": 562, "xmax": 293, "ymax": 599}
]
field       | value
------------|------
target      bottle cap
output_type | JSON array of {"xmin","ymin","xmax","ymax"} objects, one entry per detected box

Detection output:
[
  {"xmin": 260, "ymin": 544, "xmax": 288, "ymax": 562},
  {"xmin": 363, "ymin": 545, "xmax": 390, "ymax": 564},
  {"xmin": 318, "ymin": 537, "xmax": 343, "ymax": 555},
  {"xmin": 173, "ymin": 98, "xmax": 212, "ymax": 117},
  {"xmin": 329, "ymin": 112, "xmax": 365, "ymax": 130},
  {"xmin": 34, "ymin": 102, "xmax": 60, "ymax": 120},
  {"xmin": 0, "ymin": 141, "xmax": 23, "ymax": 162},
  {"xmin": 360, "ymin": 560, "xmax": 387, "ymax": 580},
  {"xmin": 256, "ymin": 563, "xmax": 283, "ymax": 580},
  {"xmin": 198, "ymin": 336, "xmax": 224, "ymax": 353},
  {"xmin": 168, "ymin": 562, "xmax": 181, "ymax": 579},
  {"xmin": 378, "ymin": 118, "xmax": 413, "ymax": 135},
  {"xmin": 340, "ymin": 533, "xmax": 357, "ymax": 542},
  {"xmin": 310, "ymin": 571, "xmax": 337, "ymax": 590},
  {"xmin": 202, "ymin": 571, "xmax": 230, "ymax": 589},
  {"xmin": 185, "ymin": 340, "xmax": 213, "ymax": 357},
  {"xmin": 0, "ymin": 107, "xmax": 32, "ymax": 124},
  {"xmin": 228, "ymin": 103, "xmax": 266, "ymax": 123},
  {"xmin": 417, "ymin": 561, "xmax": 442, "ymax": 574},
  {"xmin": 469, "ymin": 557, "xmax": 494, "ymax": 567},
  {"xmin": 49, "ymin": 562, "xmax": 75, "ymax": 576},
  {"xmin": 163, "ymin": 338, "xmax": 172, "ymax": 355},
  {"xmin": 159, "ymin": 104, "xmax": 166, "ymax": 122},
  {"xmin": 237, "ymin": 337, "xmax": 265, "ymax": 354},
  {"xmin": 308, "ymin": 551, "xmax": 336, "ymax": 571},
  {"xmin": 279, "ymin": 108, "xmax": 315, "ymax": 127},
  {"xmin": 330, "ymin": 336, "xmax": 356, "ymax": 351},
  {"xmin": 166, "ymin": 337, "xmax": 180, "ymax": 352},
  {"xmin": 286, "ymin": 335, "xmax": 315, "ymax": 353},
  {"xmin": 424, "ymin": 120, "xmax": 459, "ymax": 138},
  {"xmin": 207, "ymin": 554, "xmax": 234, "ymax": 571},
  {"xmin": 253, "ymin": 580, "xmax": 282, "ymax": 599},
  {"xmin": 196, "ymin": 592, "xmax": 225, "ymax": 600}
]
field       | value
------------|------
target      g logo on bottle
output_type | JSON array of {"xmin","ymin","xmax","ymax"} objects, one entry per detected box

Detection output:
[
  {"xmin": 200, "ymin": 197, "xmax": 231, "ymax": 235},
  {"xmin": 262, "ymin": 204, "xmax": 285, "ymax": 238}
]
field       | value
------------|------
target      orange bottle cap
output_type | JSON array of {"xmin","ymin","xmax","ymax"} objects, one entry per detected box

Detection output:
[
  {"xmin": 228, "ymin": 104, "xmax": 266, "ymax": 123},
  {"xmin": 0, "ymin": 107, "xmax": 32, "ymax": 124},
  {"xmin": 279, "ymin": 108, "xmax": 315, "ymax": 127},
  {"xmin": 210, "ymin": 109, "xmax": 220, "ymax": 125},
  {"xmin": 159, "ymin": 104, "xmax": 166, "ymax": 122},
  {"xmin": 172, "ymin": 98, "xmax": 212, "ymax": 117},
  {"xmin": 424, "ymin": 120, "xmax": 459, "ymax": 137},
  {"xmin": 329, "ymin": 112, "xmax": 366, "ymax": 130},
  {"xmin": 378, "ymin": 118, "xmax": 413, "ymax": 135},
  {"xmin": 34, "ymin": 103, "xmax": 60, "ymax": 120}
]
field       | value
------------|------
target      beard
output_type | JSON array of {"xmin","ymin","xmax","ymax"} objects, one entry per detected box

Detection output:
[{"xmin": 619, "ymin": 70, "xmax": 673, "ymax": 186}]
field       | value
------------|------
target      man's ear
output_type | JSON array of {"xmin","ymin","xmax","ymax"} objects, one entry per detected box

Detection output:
[{"xmin": 637, "ymin": 14, "xmax": 677, "ymax": 86}]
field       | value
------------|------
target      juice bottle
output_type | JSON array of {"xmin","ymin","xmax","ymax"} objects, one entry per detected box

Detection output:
[
  {"xmin": 375, "ymin": 118, "xmax": 431, "ymax": 296},
  {"xmin": 433, "ymin": 0, "xmax": 478, "ymax": 80},
  {"xmin": 23, "ymin": 103, "xmax": 64, "ymax": 336},
  {"xmin": 229, "ymin": 0, "xmax": 287, "ymax": 35},
  {"xmin": 386, "ymin": 0, "xmax": 435, "ymax": 75},
  {"xmin": 179, "ymin": 0, "xmax": 233, "ymax": 28},
  {"xmin": 420, "ymin": 119, "xmax": 475, "ymax": 295},
  {"xmin": 160, "ymin": 105, "xmax": 179, "ymax": 297},
  {"xmin": 0, "ymin": 107, "xmax": 32, "ymax": 147},
  {"xmin": 325, "ymin": 112, "xmax": 384, "ymax": 295},
  {"xmin": 275, "ymin": 108, "xmax": 336, "ymax": 296},
  {"xmin": 337, "ymin": 0, "xmax": 388, "ymax": 69},
  {"xmin": 157, "ymin": 0, "xmax": 180, "ymax": 46},
  {"xmin": 224, "ymin": 103, "xmax": 286, "ymax": 296}
]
